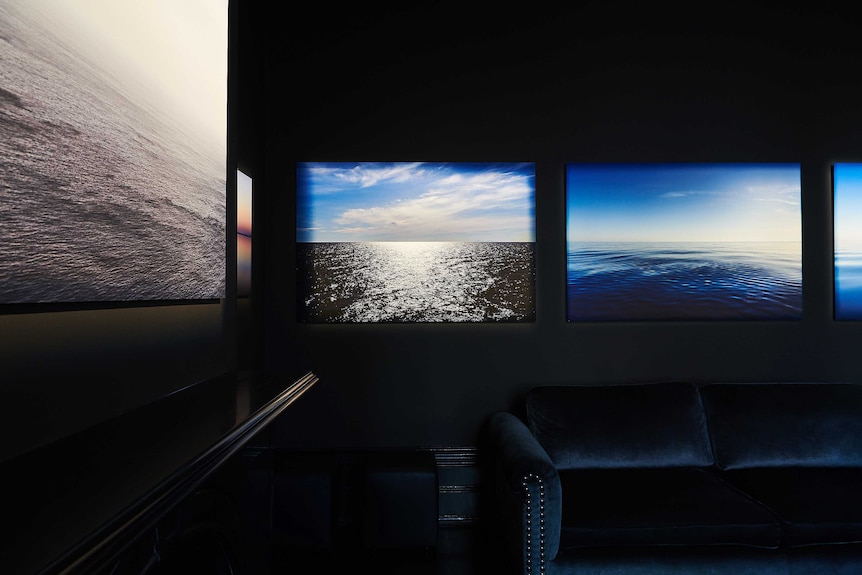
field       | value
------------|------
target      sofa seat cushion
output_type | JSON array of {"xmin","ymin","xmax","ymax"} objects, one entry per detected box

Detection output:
[
  {"xmin": 718, "ymin": 468, "xmax": 862, "ymax": 547},
  {"xmin": 557, "ymin": 468, "xmax": 781, "ymax": 550}
]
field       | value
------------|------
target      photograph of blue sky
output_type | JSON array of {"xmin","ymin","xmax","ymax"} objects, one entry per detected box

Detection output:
[
  {"xmin": 566, "ymin": 163, "xmax": 801, "ymax": 243},
  {"xmin": 834, "ymin": 163, "xmax": 862, "ymax": 245},
  {"xmin": 296, "ymin": 162, "xmax": 535, "ymax": 243}
]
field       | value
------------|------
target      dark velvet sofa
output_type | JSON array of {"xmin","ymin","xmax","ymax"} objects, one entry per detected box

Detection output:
[{"xmin": 485, "ymin": 381, "xmax": 862, "ymax": 575}]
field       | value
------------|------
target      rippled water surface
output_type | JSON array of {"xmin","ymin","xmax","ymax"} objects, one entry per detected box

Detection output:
[
  {"xmin": 298, "ymin": 242, "xmax": 535, "ymax": 323},
  {"xmin": 567, "ymin": 242, "xmax": 802, "ymax": 320},
  {"xmin": 835, "ymin": 244, "xmax": 862, "ymax": 320},
  {"xmin": 0, "ymin": 3, "xmax": 226, "ymax": 303}
]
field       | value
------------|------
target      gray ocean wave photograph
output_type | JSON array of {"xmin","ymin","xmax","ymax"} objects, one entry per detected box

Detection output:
[{"xmin": 0, "ymin": 0, "xmax": 226, "ymax": 304}]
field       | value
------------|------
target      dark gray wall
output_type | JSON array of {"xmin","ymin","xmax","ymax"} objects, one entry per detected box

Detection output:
[
  {"xmin": 260, "ymin": 2, "xmax": 862, "ymax": 449},
  {"xmin": 0, "ymin": 303, "xmax": 233, "ymax": 463}
]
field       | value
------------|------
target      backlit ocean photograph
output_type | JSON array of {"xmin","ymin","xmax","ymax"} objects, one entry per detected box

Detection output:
[
  {"xmin": 237, "ymin": 169, "xmax": 252, "ymax": 298},
  {"xmin": 833, "ymin": 163, "xmax": 862, "ymax": 320},
  {"xmin": 0, "ymin": 0, "xmax": 227, "ymax": 304},
  {"xmin": 296, "ymin": 162, "xmax": 536, "ymax": 323},
  {"xmin": 566, "ymin": 163, "xmax": 802, "ymax": 321}
]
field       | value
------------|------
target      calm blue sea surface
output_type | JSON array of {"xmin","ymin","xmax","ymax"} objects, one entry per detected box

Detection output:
[
  {"xmin": 835, "ymin": 246, "xmax": 862, "ymax": 319},
  {"xmin": 567, "ymin": 241, "xmax": 802, "ymax": 320},
  {"xmin": 298, "ymin": 242, "xmax": 535, "ymax": 323}
]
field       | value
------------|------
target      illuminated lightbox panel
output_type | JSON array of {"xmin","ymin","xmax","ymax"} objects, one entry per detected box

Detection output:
[
  {"xmin": 0, "ymin": 0, "xmax": 227, "ymax": 305},
  {"xmin": 566, "ymin": 163, "xmax": 803, "ymax": 321},
  {"xmin": 237, "ymin": 169, "xmax": 252, "ymax": 298},
  {"xmin": 833, "ymin": 163, "xmax": 862, "ymax": 320},
  {"xmin": 296, "ymin": 162, "xmax": 536, "ymax": 323}
]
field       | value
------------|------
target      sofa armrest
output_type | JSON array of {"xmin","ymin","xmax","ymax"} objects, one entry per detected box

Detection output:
[{"xmin": 486, "ymin": 411, "xmax": 562, "ymax": 573}]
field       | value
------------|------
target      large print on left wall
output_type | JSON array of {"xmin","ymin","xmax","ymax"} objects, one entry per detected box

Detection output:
[
  {"xmin": 0, "ymin": 0, "xmax": 227, "ymax": 304},
  {"xmin": 296, "ymin": 162, "xmax": 536, "ymax": 323}
]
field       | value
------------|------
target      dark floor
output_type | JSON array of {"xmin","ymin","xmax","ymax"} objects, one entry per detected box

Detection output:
[{"xmin": 271, "ymin": 522, "xmax": 505, "ymax": 575}]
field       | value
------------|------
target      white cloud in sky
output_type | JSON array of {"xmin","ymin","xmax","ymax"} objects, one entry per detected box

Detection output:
[
  {"xmin": 332, "ymin": 168, "xmax": 533, "ymax": 241},
  {"xmin": 746, "ymin": 184, "xmax": 800, "ymax": 205},
  {"xmin": 318, "ymin": 162, "xmax": 426, "ymax": 191},
  {"xmin": 659, "ymin": 191, "xmax": 692, "ymax": 198}
]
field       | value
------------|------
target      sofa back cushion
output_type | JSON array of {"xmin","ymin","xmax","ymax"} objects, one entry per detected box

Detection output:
[
  {"xmin": 700, "ymin": 382, "xmax": 862, "ymax": 469},
  {"xmin": 526, "ymin": 382, "xmax": 714, "ymax": 470}
]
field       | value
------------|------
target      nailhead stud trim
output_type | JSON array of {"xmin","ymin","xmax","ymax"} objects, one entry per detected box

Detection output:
[{"xmin": 522, "ymin": 472, "xmax": 545, "ymax": 575}]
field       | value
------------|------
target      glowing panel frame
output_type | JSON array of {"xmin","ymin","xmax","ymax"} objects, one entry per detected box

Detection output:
[
  {"xmin": 296, "ymin": 161, "xmax": 536, "ymax": 323},
  {"xmin": 566, "ymin": 162, "xmax": 802, "ymax": 322},
  {"xmin": 833, "ymin": 162, "xmax": 862, "ymax": 320},
  {"xmin": 0, "ymin": 0, "xmax": 227, "ymax": 307}
]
